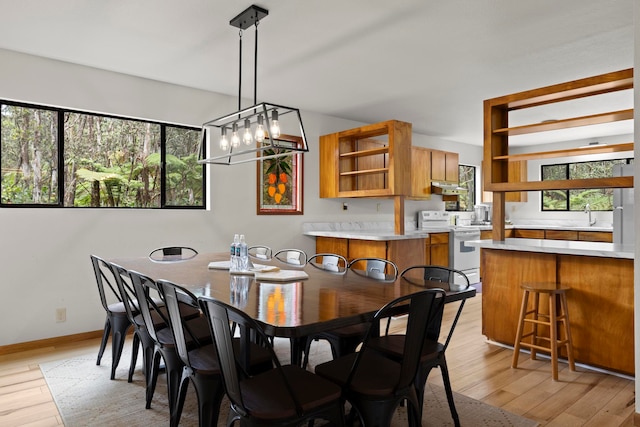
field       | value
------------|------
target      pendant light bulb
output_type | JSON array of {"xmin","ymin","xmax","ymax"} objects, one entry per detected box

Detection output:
[
  {"xmin": 219, "ymin": 127, "xmax": 229, "ymax": 151},
  {"xmin": 243, "ymin": 118, "xmax": 253, "ymax": 145},
  {"xmin": 270, "ymin": 110, "xmax": 281, "ymax": 139},
  {"xmin": 254, "ymin": 114, "xmax": 265, "ymax": 143},
  {"xmin": 231, "ymin": 123, "xmax": 240, "ymax": 148}
]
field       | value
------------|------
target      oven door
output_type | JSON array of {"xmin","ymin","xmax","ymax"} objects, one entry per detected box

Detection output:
[{"xmin": 451, "ymin": 228, "xmax": 481, "ymax": 272}]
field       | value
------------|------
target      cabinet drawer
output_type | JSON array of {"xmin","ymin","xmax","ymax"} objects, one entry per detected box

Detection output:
[
  {"xmin": 578, "ymin": 231, "xmax": 613, "ymax": 243},
  {"xmin": 545, "ymin": 230, "xmax": 578, "ymax": 240},
  {"xmin": 429, "ymin": 232, "xmax": 449, "ymax": 244},
  {"xmin": 514, "ymin": 229, "xmax": 544, "ymax": 239}
]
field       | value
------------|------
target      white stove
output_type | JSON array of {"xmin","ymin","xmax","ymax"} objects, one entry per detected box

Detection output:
[{"xmin": 417, "ymin": 210, "xmax": 481, "ymax": 284}]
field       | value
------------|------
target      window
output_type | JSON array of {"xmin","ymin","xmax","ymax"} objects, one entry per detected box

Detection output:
[
  {"xmin": 1, "ymin": 101, "xmax": 205, "ymax": 208},
  {"xmin": 453, "ymin": 164, "xmax": 475, "ymax": 211},
  {"xmin": 541, "ymin": 158, "xmax": 631, "ymax": 211}
]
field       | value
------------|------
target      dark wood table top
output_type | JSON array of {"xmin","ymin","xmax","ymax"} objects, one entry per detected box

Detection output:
[{"xmin": 110, "ymin": 252, "xmax": 476, "ymax": 339}]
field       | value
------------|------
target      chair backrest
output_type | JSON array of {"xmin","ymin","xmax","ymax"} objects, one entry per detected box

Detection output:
[
  {"xmin": 307, "ymin": 253, "xmax": 348, "ymax": 275},
  {"xmin": 110, "ymin": 262, "xmax": 141, "ymax": 325},
  {"xmin": 90, "ymin": 254, "xmax": 124, "ymax": 312},
  {"xmin": 353, "ymin": 289, "xmax": 446, "ymax": 392},
  {"xmin": 248, "ymin": 245, "xmax": 273, "ymax": 261},
  {"xmin": 199, "ymin": 296, "xmax": 301, "ymax": 416},
  {"xmin": 156, "ymin": 280, "xmax": 205, "ymax": 367},
  {"xmin": 273, "ymin": 248, "xmax": 308, "ymax": 266},
  {"xmin": 400, "ymin": 265, "xmax": 470, "ymax": 349},
  {"xmin": 129, "ymin": 270, "xmax": 169, "ymax": 343},
  {"xmin": 348, "ymin": 257, "xmax": 399, "ymax": 282},
  {"xmin": 400, "ymin": 265, "xmax": 470, "ymax": 292},
  {"xmin": 149, "ymin": 246, "xmax": 198, "ymax": 262}
]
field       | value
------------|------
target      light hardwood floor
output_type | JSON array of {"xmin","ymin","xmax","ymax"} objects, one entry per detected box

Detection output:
[{"xmin": 0, "ymin": 294, "xmax": 635, "ymax": 426}]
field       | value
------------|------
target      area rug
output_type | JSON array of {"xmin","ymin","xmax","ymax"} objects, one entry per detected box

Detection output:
[{"xmin": 40, "ymin": 340, "xmax": 537, "ymax": 427}]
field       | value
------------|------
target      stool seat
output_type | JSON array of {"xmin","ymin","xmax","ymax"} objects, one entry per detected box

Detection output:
[{"xmin": 512, "ymin": 282, "xmax": 575, "ymax": 381}]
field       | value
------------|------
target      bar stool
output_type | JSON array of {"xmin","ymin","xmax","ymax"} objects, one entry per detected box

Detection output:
[{"xmin": 511, "ymin": 282, "xmax": 575, "ymax": 380}]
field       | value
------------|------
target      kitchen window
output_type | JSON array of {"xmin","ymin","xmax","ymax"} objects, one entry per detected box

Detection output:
[
  {"xmin": 541, "ymin": 158, "xmax": 632, "ymax": 211},
  {"xmin": 448, "ymin": 164, "xmax": 475, "ymax": 211},
  {"xmin": 0, "ymin": 100, "xmax": 205, "ymax": 208}
]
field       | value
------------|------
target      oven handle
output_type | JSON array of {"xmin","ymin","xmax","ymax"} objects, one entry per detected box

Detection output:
[{"xmin": 453, "ymin": 231, "xmax": 481, "ymax": 240}]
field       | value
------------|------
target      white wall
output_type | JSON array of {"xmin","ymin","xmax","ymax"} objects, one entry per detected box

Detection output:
[{"xmin": 0, "ymin": 48, "xmax": 482, "ymax": 345}]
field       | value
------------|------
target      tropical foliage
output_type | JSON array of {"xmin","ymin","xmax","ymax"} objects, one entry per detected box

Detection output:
[
  {"xmin": 1, "ymin": 103, "xmax": 203, "ymax": 207},
  {"xmin": 541, "ymin": 159, "xmax": 630, "ymax": 211}
]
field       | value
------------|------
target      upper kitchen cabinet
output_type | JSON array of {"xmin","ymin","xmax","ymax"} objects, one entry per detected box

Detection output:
[
  {"xmin": 409, "ymin": 146, "xmax": 431, "ymax": 199},
  {"xmin": 481, "ymin": 159, "xmax": 528, "ymax": 203},
  {"xmin": 484, "ymin": 68, "xmax": 634, "ymax": 240},
  {"xmin": 319, "ymin": 120, "xmax": 412, "ymax": 198},
  {"xmin": 430, "ymin": 149, "xmax": 459, "ymax": 183}
]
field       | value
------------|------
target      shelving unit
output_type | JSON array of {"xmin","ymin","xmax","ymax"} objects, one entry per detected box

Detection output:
[
  {"xmin": 484, "ymin": 68, "xmax": 634, "ymax": 240},
  {"xmin": 320, "ymin": 120, "xmax": 411, "ymax": 198}
]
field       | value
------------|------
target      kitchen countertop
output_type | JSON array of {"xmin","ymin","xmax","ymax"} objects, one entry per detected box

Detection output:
[
  {"xmin": 468, "ymin": 238, "xmax": 632, "ymax": 259},
  {"xmin": 303, "ymin": 221, "xmax": 433, "ymax": 241},
  {"xmin": 302, "ymin": 221, "xmax": 614, "ymax": 241}
]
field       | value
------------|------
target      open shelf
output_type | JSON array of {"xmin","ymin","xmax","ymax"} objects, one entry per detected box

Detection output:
[
  {"xmin": 484, "ymin": 68, "xmax": 634, "ymax": 240},
  {"xmin": 493, "ymin": 142, "xmax": 634, "ymax": 161}
]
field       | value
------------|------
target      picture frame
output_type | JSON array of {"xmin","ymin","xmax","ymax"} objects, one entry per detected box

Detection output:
[{"xmin": 256, "ymin": 134, "xmax": 304, "ymax": 215}]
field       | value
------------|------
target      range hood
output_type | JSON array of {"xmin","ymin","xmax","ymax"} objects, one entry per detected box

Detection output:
[{"xmin": 431, "ymin": 181, "xmax": 467, "ymax": 195}]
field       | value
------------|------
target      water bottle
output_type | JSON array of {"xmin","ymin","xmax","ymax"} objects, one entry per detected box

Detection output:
[
  {"xmin": 230, "ymin": 234, "xmax": 239, "ymax": 272},
  {"xmin": 238, "ymin": 234, "xmax": 249, "ymax": 271}
]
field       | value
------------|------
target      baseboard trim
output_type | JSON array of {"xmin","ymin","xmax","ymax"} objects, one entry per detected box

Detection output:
[{"xmin": 0, "ymin": 330, "xmax": 103, "ymax": 356}]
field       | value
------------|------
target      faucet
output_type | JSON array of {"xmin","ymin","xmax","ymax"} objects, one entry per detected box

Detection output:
[{"xmin": 584, "ymin": 203, "xmax": 596, "ymax": 226}]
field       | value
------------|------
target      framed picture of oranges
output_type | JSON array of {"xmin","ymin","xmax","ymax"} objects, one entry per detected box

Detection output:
[{"xmin": 257, "ymin": 134, "xmax": 303, "ymax": 215}]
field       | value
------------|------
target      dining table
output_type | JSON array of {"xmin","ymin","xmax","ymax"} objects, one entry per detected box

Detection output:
[{"xmin": 110, "ymin": 252, "xmax": 476, "ymax": 365}]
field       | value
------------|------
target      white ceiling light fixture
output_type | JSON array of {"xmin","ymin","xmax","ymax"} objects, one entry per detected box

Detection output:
[{"xmin": 198, "ymin": 4, "xmax": 308, "ymax": 165}]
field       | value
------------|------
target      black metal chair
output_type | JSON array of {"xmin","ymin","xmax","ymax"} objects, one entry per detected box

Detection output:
[
  {"xmin": 198, "ymin": 296, "xmax": 345, "ymax": 427},
  {"xmin": 157, "ymin": 280, "xmax": 272, "ymax": 427},
  {"xmin": 368, "ymin": 265, "xmax": 471, "ymax": 427},
  {"xmin": 302, "ymin": 258, "xmax": 398, "ymax": 368},
  {"xmin": 248, "ymin": 245, "xmax": 273, "ymax": 261},
  {"xmin": 129, "ymin": 270, "xmax": 212, "ymax": 420},
  {"xmin": 273, "ymin": 248, "xmax": 308, "ymax": 266},
  {"xmin": 110, "ymin": 261, "xmax": 163, "ymax": 384},
  {"xmin": 314, "ymin": 289, "xmax": 446, "ymax": 427},
  {"xmin": 90, "ymin": 254, "xmax": 134, "ymax": 380},
  {"xmin": 307, "ymin": 253, "xmax": 348, "ymax": 275},
  {"xmin": 149, "ymin": 246, "xmax": 198, "ymax": 262}
]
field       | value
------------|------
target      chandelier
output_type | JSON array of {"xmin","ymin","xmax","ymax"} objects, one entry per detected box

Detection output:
[{"xmin": 198, "ymin": 5, "xmax": 309, "ymax": 165}]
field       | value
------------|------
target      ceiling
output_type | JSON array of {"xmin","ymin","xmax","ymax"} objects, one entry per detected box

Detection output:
[{"xmin": 0, "ymin": 0, "xmax": 634, "ymax": 147}]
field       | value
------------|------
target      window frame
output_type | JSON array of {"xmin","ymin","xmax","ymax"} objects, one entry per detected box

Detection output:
[
  {"xmin": 0, "ymin": 99, "xmax": 206, "ymax": 209},
  {"xmin": 540, "ymin": 157, "xmax": 632, "ymax": 212}
]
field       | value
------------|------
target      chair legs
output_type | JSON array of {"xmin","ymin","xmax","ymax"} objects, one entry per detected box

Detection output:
[
  {"xmin": 106, "ymin": 314, "xmax": 132, "ymax": 380},
  {"xmin": 415, "ymin": 357, "xmax": 460, "ymax": 427},
  {"xmin": 147, "ymin": 345, "xmax": 184, "ymax": 418},
  {"xmin": 351, "ymin": 395, "xmax": 421, "ymax": 427},
  {"xmin": 128, "ymin": 329, "xmax": 156, "ymax": 383},
  {"xmin": 96, "ymin": 317, "xmax": 111, "ymax": 365}
]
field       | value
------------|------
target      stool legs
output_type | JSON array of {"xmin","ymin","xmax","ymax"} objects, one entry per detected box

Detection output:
[{"xmin": 512, "ymin": 287, "xmax": 575, "ymax": 381}]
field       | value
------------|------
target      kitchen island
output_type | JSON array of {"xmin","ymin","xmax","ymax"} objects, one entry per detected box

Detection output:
[{"xmin": 470, "ymin": 238, "xmax": 634, "ymax": 375}]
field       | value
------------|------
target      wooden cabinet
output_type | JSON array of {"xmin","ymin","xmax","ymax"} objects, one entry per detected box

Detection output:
[
  {"xmin": 507, "ymin": 228, "xmax": 612, "ymax": 242},
  {"xmin": 578, "ymin": 231, "xmax": 613, "ymax": 243},
  {"xmin": 319, "ymin": 120, "xmax": 412, "ymax": 198},
  {"xmin": 482, "ymin": 160, "xmax": 528, "ymax": 203},
  {"xmin": 410, "ymin": 146, "xmax": 432, "ymax": 199},
  {"xmin": 431, "ymin": 149, "xmax": 459, "ymax": 183},
  {"xmin": 315, "ymin": 236, "xmax": 425, "ymax": 274},
  {"xmin": 481, "ymin": 248, "xmax": 634, "ymax": 375},
  {"xmin": 545, "ymin": 230, "xmax": 578, "ymax": 240},
  {"xmin": 484, "ymin": 69, "xmax": 633, "ymax": 240},
  {"xmin": 425, "ymin": 232, "xmax": 449, "ymax": 267},
  {"xmin": 513, "ymin": 229, "xmax": 544, "ymax": 239}
]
